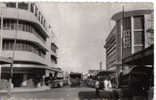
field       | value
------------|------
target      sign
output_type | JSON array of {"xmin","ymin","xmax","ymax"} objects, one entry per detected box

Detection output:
[{"xmin": 123, "ymin": 29, "xmax": 131, "ymax": 48}]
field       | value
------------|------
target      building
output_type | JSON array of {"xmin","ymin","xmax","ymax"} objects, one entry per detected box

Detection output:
[
  {"xmin": 105, "ymin": 9, "xmax": 153, "ymax": 74},
  {"xmin": 104, "ymin": 26, "xmax": 119, "ymax": 72},
  {"xmin": 0, "ymin": 2, "xmax": 58, "ymax": 88}
]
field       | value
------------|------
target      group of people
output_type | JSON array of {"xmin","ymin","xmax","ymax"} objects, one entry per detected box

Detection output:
[{"xmin": 95, "ymin": 78, "xmax": 112, "ymax": 96}]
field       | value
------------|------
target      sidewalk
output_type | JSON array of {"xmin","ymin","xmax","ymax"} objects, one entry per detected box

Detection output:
[{"xmin": 0, "ymin": 86, "xmax": 50, "ymax": 93}]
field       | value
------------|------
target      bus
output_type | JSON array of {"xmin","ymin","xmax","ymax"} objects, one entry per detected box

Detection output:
[
  {"xmin": 69, "ymin": 72, "xmax": 82, "ymax": 87},
  {"xmin": 50, "ymin": 71, "xmax": 65, "ymax": 88}
]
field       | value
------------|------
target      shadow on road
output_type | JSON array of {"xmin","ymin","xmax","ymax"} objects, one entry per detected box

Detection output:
[{"xmin": 78, "ymin": 90, "xmax": 119, "ymax": 100}]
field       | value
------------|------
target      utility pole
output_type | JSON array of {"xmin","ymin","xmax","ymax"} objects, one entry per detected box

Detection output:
[
  {"xmin": 121, "ymin": 5, "xmax": 125, "ymax": 73},
  {"xmin": 8, "ymin": 6, "xmax": 19, "ymax": 97},
  {"xmin": 0, "ymin": 7, "xmax": 3, "ymax": 80}
]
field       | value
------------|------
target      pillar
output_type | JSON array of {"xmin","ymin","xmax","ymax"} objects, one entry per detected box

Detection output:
[{"xmin": 28, "ymin": 3, "xmax": 31, "ymax": 12}]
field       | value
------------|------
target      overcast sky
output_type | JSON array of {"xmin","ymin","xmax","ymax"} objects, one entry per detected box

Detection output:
[{"xmin": 39, "ymin": 2, "xmax": 153, "ymax": 73}]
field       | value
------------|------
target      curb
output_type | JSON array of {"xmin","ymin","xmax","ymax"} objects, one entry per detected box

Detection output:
[{"xmin": 0, "ymin": 87, "xmax": 50, "ymax": 93}]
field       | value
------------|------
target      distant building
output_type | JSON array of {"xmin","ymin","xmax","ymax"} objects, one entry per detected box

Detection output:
[
  {"xmin": 0, "ymin": 2, "xmax": 58, "ymax": 88},
  {"xmin": 105, "ymin": 9, "xmax": 154, "ymax": 74}
]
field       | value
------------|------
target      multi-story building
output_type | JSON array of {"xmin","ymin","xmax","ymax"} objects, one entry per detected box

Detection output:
[
  {"xmin": 104, "ymin": 26, "xmax": 119, "ymax": 72},
  {"xmin": 105, "ymin": 9, "xmax": 153, "ymax": 75},
  {"xmin": 0, "ymin": 2, "xmax": 58, "ymax": 88}
]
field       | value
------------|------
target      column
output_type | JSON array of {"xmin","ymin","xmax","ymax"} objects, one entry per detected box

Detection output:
[
  {"xmin": 16, "ymin": 2, "xmax": 18, "ymax": 8},
  {"xmin": 28, "ymin": 3, "xmax": 31, "ymax": 12},
  {"xmin": 131, "ymin": 16, "xmax": 134, "ymax": 54}
]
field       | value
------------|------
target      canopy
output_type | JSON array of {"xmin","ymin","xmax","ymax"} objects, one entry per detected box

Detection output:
[{"xmin": 123, "ymin": 45, "xmax": 154, "ymax": 65}]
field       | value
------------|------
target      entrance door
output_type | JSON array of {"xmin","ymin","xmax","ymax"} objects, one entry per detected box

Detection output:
[{"xmin": 12, "ymin": 73, "xmax": 23, "ymax": 87}]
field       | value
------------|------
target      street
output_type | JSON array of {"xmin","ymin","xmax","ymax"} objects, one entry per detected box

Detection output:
[{"xmin": 0, "ymin": 86, "xmax": 119, "ymax": 100}]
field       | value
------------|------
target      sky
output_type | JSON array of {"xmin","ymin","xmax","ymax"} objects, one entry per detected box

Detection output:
[{"xmin": 38, "ymin": 2, "xmax": 153, "ymax": 73}]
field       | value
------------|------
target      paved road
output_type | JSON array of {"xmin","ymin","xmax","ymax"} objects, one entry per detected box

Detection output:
[{"xmin": 0, "ymin": 86, "xmax": 119, "ymax": 100}]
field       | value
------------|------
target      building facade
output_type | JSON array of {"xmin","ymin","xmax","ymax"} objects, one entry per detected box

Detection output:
[
  {"xmin": 104, "ymin": 26, "xmax": 120, "ymax": 72},
  {"xmin": 0, "ymin": 2, "xmax": 58, "ymax": 88},
  {"xmin": 105, "ymin": 9, "xmax": 154, "ymax": 75}
]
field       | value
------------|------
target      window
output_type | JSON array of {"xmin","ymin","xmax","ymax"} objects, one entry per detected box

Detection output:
[
  {"xmin": 123, "ymin": 17, "xmax": 131, "ymax": 30},
  {"xmin": 2, "ymin": 40, "xmax": 46, "ymax": 57},
  {"xmin": 43, "ymin": 19, "xmax": 46, "ymax": 27},
  {"xmin": 51, "ymin": 43, "xmax": 57, "ymax": 53},
  {"xmin": 38, "ymin": 11, "xmax": 41, "ymax": 21},
  {"xmin": 18, "ymin": 2, "xmax": 28, "ymax": 10},
  {"xmin": 41, "ymin": 16, "xmax": 44, "ymax": 24},
  {"xmin": 133, "ymin": 16, "xmax": 144, "ymax": 53},
  {"xmin": 134, "ymin": 31, "xmax": 144, "ymax": 44},
  {"xmin": 6, "ymin": 3, "xmax": 16, "ymax": 8},
  {"xmin": 10, "ymin": 20, "xmax": 16, "ymax": 30},
  {"xmin": 3, "ymin": 19, "xmax": 47, "ymax": 41},
  {"xmin": 134, "ymin": 46, "xmax": 143, "ymax": 53},
  {"xmin": 51, "ymin": 55, "xmax": 57, "ymax": 64},
  {"xmin": 35, "ymin": 6, "xmax": 38, "ymax": 17},
  {"xmin": 18, "ymin": 23, "xmax": 21, "ymax": 31},
  {"xmin": 134, "ymin": 16, "xmax": 144, "ymax": 29},
  {"xmin": 2, "ymin": 40, "xmax": 13, "ymax": 50},
  {"xmin": 133, "ymin": 16, "xmax": 144, "ymax": 45},
  {"xmin": 30, "ymin": 3, "xmax": 34, "ymax": 13}
]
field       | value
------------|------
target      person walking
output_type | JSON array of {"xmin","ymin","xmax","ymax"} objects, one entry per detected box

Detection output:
[
  {"xmin": 95, "ymin": 79, "xmax": 100, "ymax": 96},
  {"xmin": 104, "ymin": 79, "xmax": 109, "ymax": 90}
]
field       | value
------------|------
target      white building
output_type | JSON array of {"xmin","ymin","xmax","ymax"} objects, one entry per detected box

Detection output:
[{"xmin": 0, "ymin": 2, "xmax": 59, "ymax": 88}]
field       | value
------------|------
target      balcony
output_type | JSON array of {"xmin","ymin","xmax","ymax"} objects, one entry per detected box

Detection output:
[
  {"xmin": 1, "ymin": 7, "xmax": 49, "ymax": 38},
  {"xmin": 2, "ymin": 30, "xmax": 48, "ymax": 51},
  {"xmin": 1, "ymin": 50, "xmax": 46, "ymax": 65}
]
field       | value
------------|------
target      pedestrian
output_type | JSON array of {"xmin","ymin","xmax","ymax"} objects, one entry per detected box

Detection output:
[
  {"xmin": 104, "ymin": 79, "xmax": 109, "ymax": 90},
  {"xmin": 95, "ymin": 79, "xmax": 100, "ymax": 96},
  {"xmin": 108, "ymin": 80, "xmax": 112, "ymax": 89}
]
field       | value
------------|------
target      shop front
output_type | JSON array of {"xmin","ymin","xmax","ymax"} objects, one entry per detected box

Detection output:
[
  {"xmin": 1, "ymin": 67, "xmax": 45, "ymax": 88},
  {"xmin": 121, "ymin": 45, "xmax": 154, "ymax": 99}
]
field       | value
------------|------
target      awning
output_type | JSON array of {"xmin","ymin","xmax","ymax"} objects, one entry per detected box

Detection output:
[
  {"xmin": 123, "ymin": 45, "xmax": 154, "ymax": 65},
  {"xmin": 0, "ymin": 57, "xmax": 12, "ymax": 64},
  {"xmin": 2, "ymin": 64, "xmax": 62, "ymax": 72}
]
